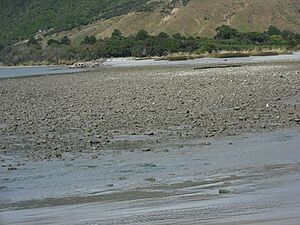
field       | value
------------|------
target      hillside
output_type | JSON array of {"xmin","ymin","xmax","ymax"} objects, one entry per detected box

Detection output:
[
  {"xmin": 0, "ymin": 0, "xmax": 153, "ymax": 44},
  {"xmin": 51, "ymin": 0, "xmax": 300, "ymax": 43},
  {"xmin": 1, "ymin": 0, "xmax": 300, "ymax": 45}
]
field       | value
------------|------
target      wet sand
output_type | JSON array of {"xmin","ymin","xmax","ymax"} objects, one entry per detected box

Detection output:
[{"xmin": 1, "ymin": 129, "xmax": 300, "ymax": 225}]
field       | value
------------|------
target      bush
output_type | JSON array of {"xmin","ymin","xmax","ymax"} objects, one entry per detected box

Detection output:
[
  {"xmin": 267, "ymin": 25, "xmax": 281, "ymax": 36},
  {"xmin": 81, "ymin": 35, "xmax": 97, "ymax": 45},
  {"xmin": 215, "ymin": 25, "xmax": 240, "ymax": 40},
  {"xmin": 47, "ymin": 39, "xmax": 60, "ymax": 46},
  {"xmin": 27, "ymin": 37, "xmax": 38, "ymax": 45},
  {"xmin": 111, "ymin": 29, "xmax": 123, "ymax": 39},
  {"xmin": 60, "ymin": 36, "xmax": 71, "ymax": 45},
  {"xmin": 135, "ymin": 30, "xmax": 149, "ymax": 41}
]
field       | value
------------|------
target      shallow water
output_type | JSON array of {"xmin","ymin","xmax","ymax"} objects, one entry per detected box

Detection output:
[
  {"xmin": 1, "ymin": 53, "xmax": 300, "ymax": 79},
  {"xmin": 0, "ymin": 66, "xmax": 83, "ymax": 79},
  {"xmin": 104, "ymin": 52, "xmax": 300, "ymax": 67},
  {"xmin": 0, "ymin": 129, "xmax": 300, "ymax": 224}
]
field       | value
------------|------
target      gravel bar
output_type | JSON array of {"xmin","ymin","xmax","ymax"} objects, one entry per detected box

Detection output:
[{"xmin": 0, "ymin": 62, "xmax": 299, "ymax": 160}]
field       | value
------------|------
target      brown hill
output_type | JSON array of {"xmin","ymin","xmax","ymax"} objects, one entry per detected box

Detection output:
[{"xmin": 50, "ymin": 0, "xmax": 300, "ymax": 43}]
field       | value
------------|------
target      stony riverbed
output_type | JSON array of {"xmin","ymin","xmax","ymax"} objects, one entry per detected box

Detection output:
[{"xmin": 0, "ymin": 62, "xmax": 299, "ymax": 162}]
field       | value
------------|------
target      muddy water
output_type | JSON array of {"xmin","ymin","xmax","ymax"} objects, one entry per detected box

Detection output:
[
  {"xmin": 1, "ymin": 129, "xmax": 300, "ymax": 225},
  {"xmin": 0, "ymin": 66, "xmax": 84, "ymax": 79}
]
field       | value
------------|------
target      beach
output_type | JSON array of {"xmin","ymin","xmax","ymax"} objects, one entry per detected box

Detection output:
[
  {"xmin": 0, "ymin": 60, "xmax": 299, "ymax": 160},
  {"xmin": 0, "ymin": 58, "xmax": 300, "ymax": 225}
]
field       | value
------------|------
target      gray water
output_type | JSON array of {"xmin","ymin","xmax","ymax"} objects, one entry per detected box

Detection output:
[
  {"xmin": 104, "ymin": 52, "xmax": 300, "ymax": 67},
  {"xmin": 0, "ymin": 66, "xmax": 84, "ymax": 79},
  {"xmin": 1, "ymin": 53, "xmax": 300, "ymax": 79},
  {"xmin": 1, "ymin": 129, "xmax": 300, "ymax": 225}
]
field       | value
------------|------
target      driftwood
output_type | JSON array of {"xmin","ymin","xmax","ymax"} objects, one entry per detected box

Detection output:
[{"xmin": 194, "ymin": 64, "xmax": 243, "ymax": 70}]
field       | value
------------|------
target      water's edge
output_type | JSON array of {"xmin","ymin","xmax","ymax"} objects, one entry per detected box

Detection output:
[{"xmin": 1, "ymin": 129, "xmax": 300, "ymax": 225}]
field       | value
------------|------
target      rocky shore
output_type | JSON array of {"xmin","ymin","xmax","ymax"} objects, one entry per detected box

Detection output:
[{"xmin": 0, "ymin": 62, "xmax": 299, "ymax": 161}]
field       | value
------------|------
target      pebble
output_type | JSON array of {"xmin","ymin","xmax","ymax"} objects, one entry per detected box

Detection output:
[
  {"xmin": 145, "ymin": 177, "xmax": 156, "ymax": 182},
  {"xmin": 219, "ymin": 188, "xmax": 231, "ymax": 194},
  {"xmin": 199, "ymin": 142, "xmax": 211, "ymax": 146},
  {"xmin": 91, "ymin": 155, "xmax": 98, "ymax": 159},
  {"xmin": 8, "ymin": 167, "xmax": 17, "ymax": 171}
]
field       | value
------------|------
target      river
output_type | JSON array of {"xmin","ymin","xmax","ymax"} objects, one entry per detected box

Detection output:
[
  {"xmin": 1, "ymin": 53, "xmax": 300, "ymax": 79},
  {"xmin": 1, "ymin": 129, "xmax": 300, "ymax": 225},
  {"xmin": 0, "ymin": 66, "xmax": 83, "ymax": 79}
]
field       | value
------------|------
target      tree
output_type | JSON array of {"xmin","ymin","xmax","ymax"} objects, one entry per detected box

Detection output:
[
  {"xmin": 282, "ymin": 30, "xmax": 296, "ymax": 40},
  {"xmin": 157, "ymin": 32, "xmax": 169, "ymax": 39},
  {"xmin": 267, "ymin": 25, "xmax": 281, "ymax": 36},
  {"xmin": 60, "ymin": 36, "xmax": 71, "ymax": 45},
  {"xmin": 243, "ymin": 32, "xmax": 270, "ymax": 44},
  {"xmin": 47, "ymin": 39, "xmax": 60, "ymax": 46},
  {"xmin": 27, "ymin": 37, "xmax": 38, "ymax": 45},
  {"xmin": 136, "ymin": 30, "xmax": 149, "ymax": 40},
  {"xmin": 172, "ymin": 33, "xmax": 185, "ymax": 40},
  {"xmin": 215, "ymin": 25, "xmax": 240, "ymax": 40},
  {"xmin": 111, "ymin": 29, "xmax": 123, "ymax": 39},
  {"xmin": 81, "ymin": 35, "xmax": 97, "ymax": 45}
]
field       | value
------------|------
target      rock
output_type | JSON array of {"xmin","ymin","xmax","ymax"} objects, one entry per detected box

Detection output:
[
  {"xmin": 8, "ymin": 167, "xmax": 17, "ymax": 171},
  {"xmin": 200, "ymin": 142, "xmax": 211, "ymax": 146},
  {"xmin": 119, "ymin": 176, "xmax": 127, "ymax": 180},
  {"xmin": 219, "ymin": 188, "xmax": 231, "ymax": 194},
  {"xmin": 106, "ymin": 184, "xmax": 114, "ymax": 187},
  {"xmin": 91, "ymin": 155, "xmax": 98, "ymax": 159},
  {"xmin": 145, "ymin": 177, "xmax": 156, "ymax": 182},
  {"xmin": 223, "ymin": 181, "xmax": 232, "ymax": 186}
]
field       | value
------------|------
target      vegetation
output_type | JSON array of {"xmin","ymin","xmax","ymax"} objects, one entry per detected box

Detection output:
[
  {"xmin": 0, "ymin": 25, "xmax": 300, "ymax": 66},
  {"xmin": 1, "ymin": 0, "xmax": 299, "ymax": 46},
  {"xmin": 0, "ymin": 0, "xmax": 153, "ymax": 45},
  {"xmin": 81, "ymin": 36, "xmax": 97, "ymax": 45}
]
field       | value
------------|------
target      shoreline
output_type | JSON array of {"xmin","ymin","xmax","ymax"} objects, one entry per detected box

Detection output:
[
  {"xmin": 1, "ymin": 128, "xmax": 300, "ymax": 225},
  {"xmin": 1, "ymin": 52, "xmax": 300, "ymax": 80},
  {"xmin": 0, "ymin": 64, "xmax": 67, "ymax": 69},
  {"xmin": 0, "ymin": 51, "xmax": 299, "ymax": 69}
]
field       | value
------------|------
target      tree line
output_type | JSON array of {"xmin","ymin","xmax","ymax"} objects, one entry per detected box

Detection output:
[{"xmin": 1, "ymin": 25, "xmax": 300, "ymax": 65}]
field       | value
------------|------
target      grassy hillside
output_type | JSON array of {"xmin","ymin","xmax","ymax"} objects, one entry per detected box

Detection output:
[
  {"xmin": 49, "ymin": 0, "xmax": 300, "ymax": 43},
  {"xmin": 0, "ymin": 0, "xmax": 153, "ymax": 44},
  {"xmin": 1, "ymin": 0, "xmax": 299, "ymax": 45}
]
